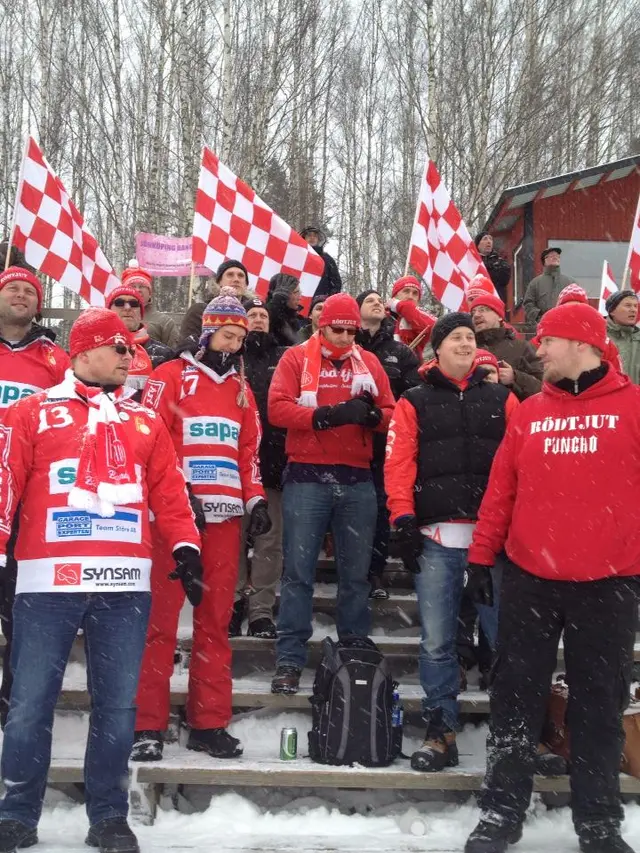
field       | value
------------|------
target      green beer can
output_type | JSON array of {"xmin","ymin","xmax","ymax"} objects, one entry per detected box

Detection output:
[{"xmin": 280, "ymin": 727, "xmax": 297, "ymax": 760}]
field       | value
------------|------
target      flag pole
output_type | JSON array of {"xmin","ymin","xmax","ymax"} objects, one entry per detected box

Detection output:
[
  {"xmin": 622, "ymin": 191, "xmax": 640, "ymax": 292},
  {"xmin": 4, "ymin": 137, "xmax": 29, "ymax": 270},
  {"xmin": 187, "ymin": 260, "xmax": 196, "ymax": 305},
  {"xmin": 404, "ymin": 159, "xmax": 429, "ymax": 277}
]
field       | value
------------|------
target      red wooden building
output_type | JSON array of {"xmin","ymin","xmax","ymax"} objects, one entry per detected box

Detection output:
[{"xmin": 483, "ymin": 154, "xmax": 640, "ymax": 318}]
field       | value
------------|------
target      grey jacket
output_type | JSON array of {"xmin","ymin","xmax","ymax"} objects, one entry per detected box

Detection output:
[{"xmin": 523, "ymin": 268, "xmax": 573, "ymax": 325}]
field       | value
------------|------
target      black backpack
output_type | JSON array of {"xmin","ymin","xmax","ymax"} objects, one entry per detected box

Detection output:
[{"xmin": 307, "ymin": 636, "xmax": 401, "ymax": 766}]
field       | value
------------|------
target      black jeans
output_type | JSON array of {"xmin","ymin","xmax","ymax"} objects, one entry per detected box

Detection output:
[
  {"xmin": 0, "ymin": 519, "xmax": 18, "ymax": 729},
  {"xmin": 369, "ymin": 458, "xmax": 390, "ymax": 579},
  {"xmin": 480, "ymin": 562, "xmax": 637, "ymax": 835}
]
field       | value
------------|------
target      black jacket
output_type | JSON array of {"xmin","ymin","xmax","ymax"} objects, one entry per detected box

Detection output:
[
  {"xmin": 356, "ymin": 319, "xmax": 421, "ymax": 400},
  {"xmin": 266, "ymin": 292, "xmax": 305, "ymax": 347},
  {"xmin": 0, "ymin": 322, "xmax": 58, "ymax": 349},
  {"xmin": 403, "ymin": 366, "xmax": 510, "ymax": 526},
  {"xmin": 312, "ymin": 248, "xmax": 342, "ymax": 298},
  {"xmin": 482, "ymin": 251, "xmax": 511, "ymax": 304},
  {"xmin": 357, "ymin": 319, "xmax": 422, "ymax": 467},
  {"xmin": 243, "ymin": 332, "xmax": 288, "ymax": 490},
  {"xmin": 142, "ymin": 336, "xmax": 174, "ymax": 369}
]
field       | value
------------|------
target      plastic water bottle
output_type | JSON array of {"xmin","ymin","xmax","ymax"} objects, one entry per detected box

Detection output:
[{"xmin": 392, "ymin": 689, "xmax": 404, "ymax": 728}]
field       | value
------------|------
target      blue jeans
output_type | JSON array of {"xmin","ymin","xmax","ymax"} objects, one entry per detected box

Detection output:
[
  {"xmin": 0, "ymin": 592, "xmax": 150, "ymax": 828},
  {"xmin": 414, "ymin": 538, "xmax": 502, "ymax": 731},
  {"xmin": 276, "ymin": 480, "xmax": 377, "ymax": 669}
]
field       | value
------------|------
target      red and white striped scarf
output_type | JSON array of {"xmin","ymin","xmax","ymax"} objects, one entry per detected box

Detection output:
[
  {"xmin": 55, "ymin": 371, "xmax": 142, "ymax": 517},
  {"xmin": 297, "ymin": 331, "xmax": 378, "ymax": 408}
]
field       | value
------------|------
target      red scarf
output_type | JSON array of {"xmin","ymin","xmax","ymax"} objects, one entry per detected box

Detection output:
[
  {"xmin": 57, "ymin": 372, "xmax": 142, "ymax": 517},
  {"xmin": 297, "ymin": 331, "xmax": 378, "ymax": 408}
]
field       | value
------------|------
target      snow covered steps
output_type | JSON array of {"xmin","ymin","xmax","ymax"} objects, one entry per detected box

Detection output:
[
  {"xmin": 56, "ymin": 674, "xmax": 491, "ymax": 715},
  {"xmin": 37, "ymin": 755, "xmax": 640, "ymax": 794}
]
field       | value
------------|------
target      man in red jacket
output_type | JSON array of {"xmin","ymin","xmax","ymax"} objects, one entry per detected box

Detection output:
[
  {"xmin": 0, "ymin": 308, "xmax": 200, "ymax": 853},
  {"xmin": 464, "ymin": 302, "xmax": 640, "ymax": 853},
  {"xmin": 385, "ymin": 276, "xmax": 437, "ymax": 360},
  {"xmin": 268, "ymin": 293, "xmax": 395, "ymax": 693},
  {"xmin": 0, "ymin": 265, "xmax": 70, "ymax": 728}
]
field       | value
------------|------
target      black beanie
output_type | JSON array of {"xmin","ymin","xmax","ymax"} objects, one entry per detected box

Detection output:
[
  {"xmin": 242, "ymin": 296, "xmax": 266, "ymax": 312},
  {"xmin": 474, "ymin": 230, "xmax": 489, "ymax": 248},
  {"xmin": 606, "ymin": 289, "xmax": 638, "ymax": 316},
  {"xmin": 431, "ymin": 312, "xmax": 475, "ymax": 355},
  {"xmin": 310, "ymin": 294, "xmax": 328, "ymax": 311},
  {"xmin": 355, "ymin": 289, "xmax": 378, "ymax": 308},
  {"xmin": 216, "ymin": 259, "xmax": 248, "ymax": 283}
]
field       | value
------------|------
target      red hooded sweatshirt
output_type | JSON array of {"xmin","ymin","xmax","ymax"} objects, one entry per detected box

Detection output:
[{"xmin": 468, "ymin": 366, "xmax": 640, "ymax": 581}]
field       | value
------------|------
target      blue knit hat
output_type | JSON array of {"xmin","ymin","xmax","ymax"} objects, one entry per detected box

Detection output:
[{"xmin": 198, "ymin": 287, "xmax": 249, "ymax": 350}]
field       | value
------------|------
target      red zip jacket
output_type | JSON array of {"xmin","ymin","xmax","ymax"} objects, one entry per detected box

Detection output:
[
  {"xmin": 0, "ymin": 328, "xmax": 70, "ymax": 420},
  {"xmin": 468, "ymin": 367, "xmax": 640, "ymax": 581},
  {"xmin": 0, "ymin": 381, "xmax": 200, "ymax": 594},
  {"xmin": 268, "ymin": 345, "xmax": 395, "ymax": 468},
  {"xmin": 142, "ymin": 354, "xmax": 265, "ymax": 522}
]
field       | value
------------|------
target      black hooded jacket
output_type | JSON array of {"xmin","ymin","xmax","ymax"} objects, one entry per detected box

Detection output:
[{"xmin": 243, "ymin": 332, "xmax": 288, "ymax": 489}]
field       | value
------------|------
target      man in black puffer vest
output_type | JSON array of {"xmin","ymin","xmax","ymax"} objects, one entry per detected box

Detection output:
[
  {"xmin": 385, "ymin": 313, "xmax": 518, "ymax": 773},
  {"xmin": 356, "ymin": 289, "xmax": 421, "ymax": 598},
  {"xmin": 231, "ymin": 298, "xmax": 288, "ymax": 638}
]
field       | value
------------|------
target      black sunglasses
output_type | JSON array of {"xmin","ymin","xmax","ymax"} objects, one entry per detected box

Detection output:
[
  {"xmin": 329, "ymin": 326, "xmax": 357, "ymax": 337},
  {"xmin": 112, "ymin": 343, "xmax": 136, "ymax": 357},
  {"xmin": 113, "ymin": 298, "xmax": 141, "ymax": 309}
]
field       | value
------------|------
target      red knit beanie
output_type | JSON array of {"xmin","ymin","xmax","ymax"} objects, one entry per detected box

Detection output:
[
  {"xmin": 106, "ymin": 285, "xmax": 145, "ymax": 317},
  {"xmin": 557, "ymin": 284, "xmax": 588, "ymax": 306},
  {"xmin": 121, "ymin": 266, "xmax": 153, "ymax": 292},
  {"xmin": 319, "ymin": 293, "xmax": 361, "ymax": 329},
  {"xmin": 536, "ymin": 303, "xmax": 607, "ymax": 352},
  {"xmin": 470, "ymin": 292, "xmax": 505, "ymax": 321},
  {"xmin": 0, "ymin": 266, "xmax": 43, "ymax": 312},
  {"xmin": 69, "ymin": 308, "xmax": 134, "ymax": 359},
  {"xmin": 475, "ymin": 349, "xmax": 500, "ymax": 371},
  {"xmin": 466, "ymin": 274, "xmax": 495, "ymax": 305},
  {"xmin": 391, "ymin": 276, "xmax": 422, "ymax": 299}
]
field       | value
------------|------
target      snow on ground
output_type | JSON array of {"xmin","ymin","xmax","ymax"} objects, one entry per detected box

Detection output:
[
  {"xmin": 27, "ymin": 792, "xmax": 640, "ymax": 852},
  {"xmin": 4, "ymin": 711, "xmax": 640, "ymax": 850}
]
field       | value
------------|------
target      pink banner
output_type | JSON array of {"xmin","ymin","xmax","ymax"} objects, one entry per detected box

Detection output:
[{"xmin": 135, "ymin": 232, "xmax": 211, "ymax": 277}]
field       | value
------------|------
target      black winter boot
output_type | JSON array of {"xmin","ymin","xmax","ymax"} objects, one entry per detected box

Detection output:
[
  {"xmin": 368, "ymin": 574, "xmax": 389, "ymax": 600},
  {"xmin": 228, "ymin": 598, "xmax": 245, "ymax": 637},
  {"xmin": 187, "ymin": 727, "xmax": 243, "ymax": 758},
  {"xmin": 0, "ymin": 820, "xmax": 37, "ymax": 853},
  {"xmin": 248, "ymin": 617, "xmax": 277, "ymax": 639},
  {"xmin": 464, "ymin": 818, "xmax": 523, "ymax": 853},
  {"xmin": 85, "ymin": 817, "xmax": 139, "ymax": 853},
  {"xmin": 130, "ymin": 730, "xmax": 163, "ymax": 762},
  {"xmin": 578, "ymin": 827, "xmax": 636, "ymax": 853},
  {"xmin": 271, "ymin": 665, "xmax": 301, "ymax": 695},
  {"xmin": 534, "ymin": 744, "xmax": 568, "ymax": 776},
  {"xmin": 410, "ymin": 709, "xmax": 458, "ymax": 772}
]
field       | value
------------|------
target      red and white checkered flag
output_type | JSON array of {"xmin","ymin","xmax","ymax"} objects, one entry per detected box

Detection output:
[
  {"xmin": 192, "ymin": 148, "xmax": 324, "ymax": 299},
  {"xmin": 408, "ymin": 160, "xmax": 490, "ymax": 311},
  {"xmin": 10, "ymin": 137, "xmax": 119, "ymax": 306},
  {"xmin": 625, "ymin": 192, "xmax": 640, "ymax": 293},
  {"xmin": 598, "ymin": 260, "xmax": 618, "ymax": 315}
]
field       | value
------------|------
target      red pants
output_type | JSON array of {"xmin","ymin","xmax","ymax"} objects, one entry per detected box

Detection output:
[{"xmin": 135, "ymin": 518, "xmax": 241, "ymax": 730}]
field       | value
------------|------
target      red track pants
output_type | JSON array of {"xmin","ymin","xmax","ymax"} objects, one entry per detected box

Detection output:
[{"xmin": 135, "ymin": 518, "xmax": 241, "ymax": 731}]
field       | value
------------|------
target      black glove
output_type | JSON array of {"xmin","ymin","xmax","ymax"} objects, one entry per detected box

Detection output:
[
  {"xmin": 186, "ymin": 484, "xmax": 206, "ymax": 532},
  {"xmin": 365, "ymin": 405, "xmax": 383, "ymax": 428},
  {"xmin": 169, "ymin": 546, "xmax": 204, "ymax": 607},
  {"xmin": 312, "ymin": 394, "xmax": 376, "ymax": 430},
  {"xmin": 247, "ymin": 500, "xmax": 272, "ymax": 537},
  {"xmin": 388, "ymin": 516, "xmax": 424, "ymax": 574},
  {"xmin": 464, "ymin": 563, "xmax": 494, "ymax": 607},
  {"xmin": 272, "ymin": 274, "xmax": 300, "ymax": 297}
]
